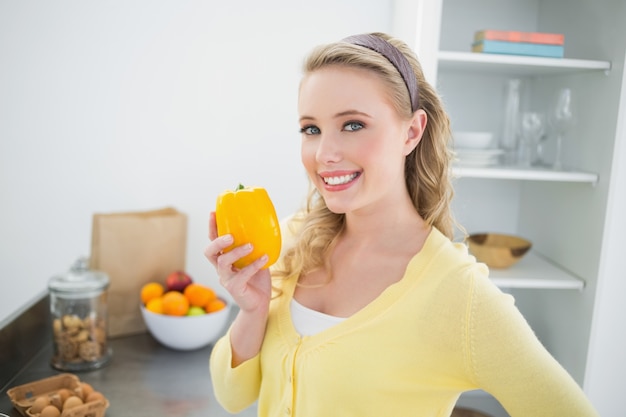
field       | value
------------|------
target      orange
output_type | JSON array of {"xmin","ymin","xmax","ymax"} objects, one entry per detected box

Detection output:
[
  {"xmin": 206, "ymin": 298, "xmax": 226, "ymax": 313},
  {"xmin": 162, "ymin": 291, "xmax": 190, "ymax": 316},
  {"xmin": 141, "ymin": 282, "xmax": 164, "ymax": 305},
  {"xmin": 183, "ymin": 283, "xmax": 217, "ymax": 307},
  {"xmin": 145, "ymin": 297, "xmax": 164, "ymax": 314}
]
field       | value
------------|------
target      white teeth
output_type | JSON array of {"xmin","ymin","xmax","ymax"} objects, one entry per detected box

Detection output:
[{"xmin": 323, "ymin": 173, "xmax": 358, "ymax": 185}]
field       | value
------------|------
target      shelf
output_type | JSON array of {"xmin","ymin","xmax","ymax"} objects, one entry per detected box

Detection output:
[
  {"xmin": 438, "ymin": 51, "xmax": 611, "ymax": 76},
  {"xmin": 452, "ymin": 165, "xmax": 599, "ymax": 184},
  {"xmin": 488, "ymin": 252, "xmax": 584, "ymax": 290}
]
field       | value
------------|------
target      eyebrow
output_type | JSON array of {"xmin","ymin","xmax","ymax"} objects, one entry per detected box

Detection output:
[
  {"xmin": 336, "ymin": 109, "xmax": 372, "ymax": 118},
  {"xmin": 299, "ymin": 109, "xmax": 372, "ymax": 122}
]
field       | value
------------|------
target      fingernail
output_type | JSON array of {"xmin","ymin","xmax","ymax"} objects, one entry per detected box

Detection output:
[{"xmin": 222, "ymin": 234, "xmax": 233, "ymax": 244}]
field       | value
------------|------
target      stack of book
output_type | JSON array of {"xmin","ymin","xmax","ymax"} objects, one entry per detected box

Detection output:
[{"xmin": 472, "ymin": 29, "xmax": 565, "ymax": 58}]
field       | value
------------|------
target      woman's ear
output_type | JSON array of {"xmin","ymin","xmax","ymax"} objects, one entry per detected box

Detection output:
[{"xmin": 404, "ymin": 109, "xmax": 427, "ymax": 155}]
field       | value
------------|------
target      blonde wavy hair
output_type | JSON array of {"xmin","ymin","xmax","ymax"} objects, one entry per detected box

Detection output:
[{"xmin": 273, "ymin": 32, "xmax": 455, "ymax": 285}]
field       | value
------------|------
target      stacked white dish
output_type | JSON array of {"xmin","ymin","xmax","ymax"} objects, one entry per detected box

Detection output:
[
  {"xmin": 454, "ymin": 148, "xmax": 504, "ymax": 167},
  {"xmin": 453, "ymin": 131, "xmax": 503, "ymax": 167}
]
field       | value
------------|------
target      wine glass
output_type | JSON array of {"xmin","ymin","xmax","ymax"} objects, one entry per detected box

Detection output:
[
  {"xmin": 550, "ymin": 88, "xmax": 574, "ymax": 170},
  {"xmin": 534, "ymin": 131, "xmax": 550, "ymax": 167},
  {"xmin": 518, "ymin": 112, "xmax": 546, "ymax": 167}
]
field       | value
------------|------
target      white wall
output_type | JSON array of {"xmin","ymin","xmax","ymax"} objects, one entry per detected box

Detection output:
[
  {"xmin": 584, "ymin": 51, "xmax": 626, "ymax": 416},
  {"xmin": 0, "ymin": 0, "xmax": 393, "ymax": 324}
]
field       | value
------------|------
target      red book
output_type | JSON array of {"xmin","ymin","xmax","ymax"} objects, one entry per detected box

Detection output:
[{"xmin": 474, "ymin": 29, "xmax": 565, "ymax": 45}]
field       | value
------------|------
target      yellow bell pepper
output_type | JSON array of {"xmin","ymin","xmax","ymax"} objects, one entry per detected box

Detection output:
[{"xmin": 215, "ymin": 184, "xmax": 281, "ymax": 269}]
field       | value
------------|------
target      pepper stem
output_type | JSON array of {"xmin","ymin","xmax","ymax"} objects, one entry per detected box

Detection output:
[{"xmin": 236, "ymin": 183, "xmax": 245, "ymax": 190}]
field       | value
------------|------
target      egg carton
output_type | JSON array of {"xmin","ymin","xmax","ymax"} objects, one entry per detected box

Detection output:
[{"xmin": 6, "ymin": 373, "xmax": 109, "ymax": 417}]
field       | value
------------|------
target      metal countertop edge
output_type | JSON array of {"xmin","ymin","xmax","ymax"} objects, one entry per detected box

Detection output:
[{"xmin": 0, "ymin": 291, "xmax": 52, "ymax": 392}]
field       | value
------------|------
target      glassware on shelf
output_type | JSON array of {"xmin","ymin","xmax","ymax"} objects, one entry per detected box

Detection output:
[
  {"xmin": 518, "ymin": 112, "xmax": 546, "ymax": 167},
  {"xmin": 534, "ymin": 132, "xmax": 550, "ymax": 167},
  {"xmin": 550, "ymin": 88, "xmax": 574, "ymax": 170},
  {"xmin": 500, "ymin": 78, "xmax": 522, "ymax": 165}
]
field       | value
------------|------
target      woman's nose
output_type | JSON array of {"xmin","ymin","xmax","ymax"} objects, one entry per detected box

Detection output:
[{"xmin": 316, "ymin": 133, "xmax": 342, "ymax": 164}]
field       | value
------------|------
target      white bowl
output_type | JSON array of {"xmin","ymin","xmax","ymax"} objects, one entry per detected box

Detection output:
[
  {"xmin": 454, "ymin": 131, "xmax": 494, "ymax": 149},
  {"xmin": 140, "ymin": 302, "xmax": 231, "ymax": 350}
]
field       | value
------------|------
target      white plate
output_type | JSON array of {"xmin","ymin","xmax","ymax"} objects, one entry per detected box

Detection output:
[
  {"xmin": 457, "ymin": 158, "xmax": 501, "ymax": 167},
  {"xmin": 454, "ymin": 131, "xmax": 494, "ymax": 149},
  {"xmin": 455, "ymin": 148, "xmax": 504, "ymax": 157},
  {"xmin": 455, "ymin": 148, "xmax": 504, "ymax": 167}
]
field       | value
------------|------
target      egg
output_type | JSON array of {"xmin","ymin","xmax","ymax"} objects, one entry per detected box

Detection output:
[
  {"xmin": 86, "ymin": 391, "xmax": 105, "ymax": 403},
  {"xmin": 63, "ymin": 395, "xmax": 84, "ymax": 411},
  {"xmin": 79, "ymin": 382, "xmax": 94, "ymax": 401},
  {"xmin": 40, "ymin": 405, "xmax": 61, "ymax": 417},
  {"xmin": 57, "ymin": 388, "xmax": 72, "ymax": 403},
  {"xmin": 49, "ymin": 393, "xmax": 63, "ymax": 410},
  {"xmin": 30, "ymin": 395, "xmax": 51, "ymax": 414}
]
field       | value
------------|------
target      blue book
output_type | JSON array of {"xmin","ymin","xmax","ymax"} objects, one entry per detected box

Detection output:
[{"xmin": 472, "ymin": 40, "xmax": 564, "ymax": 58}]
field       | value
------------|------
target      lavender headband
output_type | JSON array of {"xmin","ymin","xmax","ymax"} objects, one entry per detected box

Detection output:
[{"xmin": 342, "ymin": 34, "xmax": 419, "ymax": 113}]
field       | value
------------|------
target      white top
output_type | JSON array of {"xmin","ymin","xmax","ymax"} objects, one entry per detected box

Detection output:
[{"xmin": 290, "ymin": 298, "xmax": 346, "ymax": 336}]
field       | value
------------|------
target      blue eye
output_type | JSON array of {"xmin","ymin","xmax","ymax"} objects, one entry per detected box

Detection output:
[
  {"xmin": 344, "ymin": 121, "xmax": 364, "ymax": 132},
  {"xmin": 300, "ymin": 125, "xmax": 321, "ymax": 135}
]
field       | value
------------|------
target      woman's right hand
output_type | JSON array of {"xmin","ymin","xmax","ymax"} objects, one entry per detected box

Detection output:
[
  {"xmin": 205, "ymin": 211, "xmax": 272, "ymax": 365},
  {"xmin": 204, "ymin": 211, "xmax": 272, "ymax": 316}
]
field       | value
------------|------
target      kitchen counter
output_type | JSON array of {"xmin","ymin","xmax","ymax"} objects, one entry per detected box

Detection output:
[
  {"xmin": 0, "ymin": 294, "xmax": 256, "ymax": 417},
  {"xmin": 1, "ymin": 295, "xmax": 506, "ymax": 417}
]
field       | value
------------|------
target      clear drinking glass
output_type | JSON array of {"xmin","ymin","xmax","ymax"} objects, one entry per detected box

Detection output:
[
  {"xmin": 550, "ymin": 88, "xmax": 573, "ymax": 170},
  {"xmin": 518, "ymin": 112, "xmax": 546, "ymax": 167},
  {"xmin": 500, "ymin": 79, "xmax": 522, "ymax": 165}
]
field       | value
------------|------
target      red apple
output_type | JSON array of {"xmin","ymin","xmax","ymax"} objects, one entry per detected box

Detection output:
[{"xmin": 165, "ymin": 270, "xmax": 193, "ymax": 292}]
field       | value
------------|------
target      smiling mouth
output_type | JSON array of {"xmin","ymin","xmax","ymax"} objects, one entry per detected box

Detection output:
[{"xmin": 322, "ymin": 172, "xmax": 360, "ymax": 185}]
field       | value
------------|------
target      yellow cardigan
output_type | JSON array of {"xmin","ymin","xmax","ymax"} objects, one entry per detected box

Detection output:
[{"xmin": 209, "ymin": 228, "xmax": 598, "ymax": 417}]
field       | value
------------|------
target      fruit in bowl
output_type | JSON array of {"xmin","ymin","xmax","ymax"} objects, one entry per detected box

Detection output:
[
  {"xmin": 467, "ymin": 233, "xmax": 532, "ymax": 269},
  {"xmin": 165, "ymin": 270, "xmax": 193, "ymax": 292},
  {"xmin": 140, "ymin": 274, "xmax": 230, "ymax": 350}
]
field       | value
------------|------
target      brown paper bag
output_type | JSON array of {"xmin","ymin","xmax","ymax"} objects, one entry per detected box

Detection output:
[{"xmin": 89, "ymin": 207, "xmax": 187, "ymax": 338}]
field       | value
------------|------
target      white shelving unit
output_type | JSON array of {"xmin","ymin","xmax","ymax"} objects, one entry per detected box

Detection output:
[
  {"xmin": 395, "ymin": 1, "xmax": 626, "ymax": 414},
  {"xmin": 442, "ymin": 50, "xmax": 608, "ymax": 188},
  {"xmin": 446, "ymin": 52, "xmax": 605, "ymax": 307},
  {"xmin": 453, "ymin": 162, "xmax": 593, "ymax": 292},
  {"xmin": 452, "ymin": 165, "xmax": 599, "ymax": 184},
  {"xmin": 438, "ymin": 51, "xmax": 612, "ymax": 76},
  {"xmin": 489, "ymin": 252, "xmax": 584, "ymax": 290},
  {"xmin": 441, "ymin": 40, "xmax": 606, "ymax": 294}
]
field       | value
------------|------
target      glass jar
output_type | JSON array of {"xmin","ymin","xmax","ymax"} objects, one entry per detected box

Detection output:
[{"xmin": 48, "ymin": 258, "xmax": 112, "ymax": 371}]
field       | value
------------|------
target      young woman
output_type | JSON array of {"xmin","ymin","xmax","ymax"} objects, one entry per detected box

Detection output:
[{"xmin": 204, "ymin": 32, "xmax": 598, "ymax": 417}]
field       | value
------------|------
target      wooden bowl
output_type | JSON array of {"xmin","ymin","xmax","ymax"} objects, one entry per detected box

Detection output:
[
  {"xmin": 451, "ymin": 407, "xmax": 494, "ymax": 417},
  {"xmin": 467, "ymin": 233, "xmax": 532, "ymax": 269}
]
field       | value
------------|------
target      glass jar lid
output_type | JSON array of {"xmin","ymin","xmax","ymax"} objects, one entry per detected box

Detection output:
[{"xmin": 48, "ymin": 257, "xmax": 110, "ymax": 296}]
